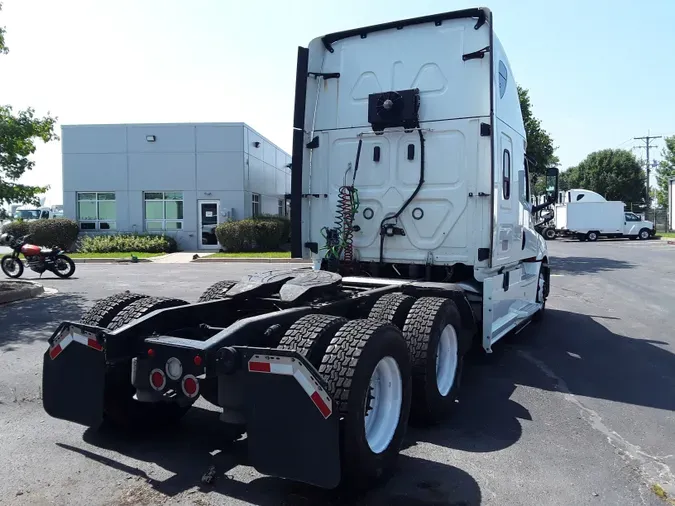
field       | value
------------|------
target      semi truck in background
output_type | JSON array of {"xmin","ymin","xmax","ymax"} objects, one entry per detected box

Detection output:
[
  {"xmin": 537, "ymin": 189, "xmax": 655, "ymax": 241},
  {"xmin": 41, "ymin": 7, "xmax": 561, "ymax": 491}
]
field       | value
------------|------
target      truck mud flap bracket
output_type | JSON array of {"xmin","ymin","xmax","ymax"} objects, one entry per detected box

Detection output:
[
  {"xmin": 42, "ymin": 324, "xmax": 107, "ymax": 428},
  {"xmin": 236, "ymin": 346, "xmax": 341, "ymax": 489}
]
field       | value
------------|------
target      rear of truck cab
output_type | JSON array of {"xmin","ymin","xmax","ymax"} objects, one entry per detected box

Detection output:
[{"xmin": 298, "ymin": 9, "xmax": 496, "ymax": 269}]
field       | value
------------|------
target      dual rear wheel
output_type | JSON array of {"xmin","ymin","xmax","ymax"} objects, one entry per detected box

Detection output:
[{"xmin": 277, "ymin": 293, "xmax": 470, "ymax": 489}]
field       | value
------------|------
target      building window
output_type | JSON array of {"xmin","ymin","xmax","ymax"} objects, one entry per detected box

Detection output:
[
  {"xmin": 77, "ymin": 192, "xmax": 116, "ymax": 230},
  {"xmin": 502, "ymin": 149, "xmax": 511, "ymax": 200},
  {"xmin": 278, "ymin": 199, "xmax": 284, "ymax": 216},
  {"xmin": 144, "ymin": 191, "xmax": 184, "ymax": 231},
  {"xmin": 252, "ymin": 193, "xmax": 260, "ymax": 217}
]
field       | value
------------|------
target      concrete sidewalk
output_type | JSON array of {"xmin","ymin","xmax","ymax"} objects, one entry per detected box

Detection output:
[{"xmin": 150, "ymin": 252, "xmax": 214, "ymax": 263}]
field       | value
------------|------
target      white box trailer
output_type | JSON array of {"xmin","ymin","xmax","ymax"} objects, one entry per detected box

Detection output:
[{"xmin": 552, "ymin": 188, "xmax": 654, "ymax": 241}]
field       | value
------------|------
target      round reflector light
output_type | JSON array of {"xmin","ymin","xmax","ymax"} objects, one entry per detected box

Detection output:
[
  {"xmin": 182, "ymin": 374, "xmax": 199, "ymax": 398},
  {"xmin": 149, "ymin": 368, "xmax": 166, "ymax": 391},
  {"xmin": 165, "ymin": 357, "xmax": 183, "ymax": 380}
]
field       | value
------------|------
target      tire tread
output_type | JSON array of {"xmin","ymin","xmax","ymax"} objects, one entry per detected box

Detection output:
[
  {"xmin": 108, "ymin": 296, "xmax": 188, "ymax": 330},
  {"xmin": 319, "ymin": 318, "xmax": 397, "ymax": 415},
  {"xmin": 197, "ymin": 280, "xmax": 238, "ymax": 302},
  {"xmin": 80, "ymin": 291, "xmax": 149, "ymax": 328},
  {"xmin": 278, "ymin": 314, "xmax": 348, "ymax": 367},
  {"xmin": 368, "ymin": 293, "xmax": 416, "ymax": 329}
]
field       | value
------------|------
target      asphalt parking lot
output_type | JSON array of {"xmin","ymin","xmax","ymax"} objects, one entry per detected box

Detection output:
[{"xmin": 0, "ymin": 239, "xmax": 673, "ymax": 506}]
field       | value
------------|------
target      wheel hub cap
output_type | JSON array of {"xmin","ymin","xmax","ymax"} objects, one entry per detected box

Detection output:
[
  {"xmin": 364, "ymin": 356, "xmax": 403, "ymax": 454},
  {"xmin": 435, "ymin": 325, "xmax": 458, "ymax": 397}
]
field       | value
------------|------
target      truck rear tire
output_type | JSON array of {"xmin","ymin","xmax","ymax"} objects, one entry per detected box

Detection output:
[
  {"xmin": 318, "ymin": 319, "xmax": 412, "ymax": 490},
  {"xmin": 101, "ymin": 296, "xmax": 192, "ymax": 431},
  {"xmin": 402, "ymin": 297, "xmax": 466, "ymax": 425},
  {"xmin": 586, "ymin": 231, "xmax": 599, "ymax": 242},
  {"xmin": 278, "ymin": 313, "xmax": 348, "ymax": 368},
  {"xmin": 197, "ymin": 280, "xmax": 238, "ymax": 302},
  {"xmin": 107, "ymin": 296, "xmax": 188, "ymax": 331},
  {"xmin": 368, "ymin": 293, "xmax": 416, "ymax": 329},
  {"xmin": 79, "ymin": 291, "xmax": 149, "ymax": 328}
]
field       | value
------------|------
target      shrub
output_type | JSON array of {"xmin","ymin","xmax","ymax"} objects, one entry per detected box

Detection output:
[
  {"xmin": 27, "ymin": 218, "xmax": 80, "ymax": 250},
  {"xmin": 216, "ymin": 217, "xmax": 287, "ymax": 252},
  {"xmin": 1, "ymin": 219, "xmax": 30, "ymax": 239},
  {"xmin": 251, "ymin": 214, "xmax": 291, "ymax": 244},
  {"xmin": 77, "ymin": 233, "xmax": 178, "ymax": 254}
]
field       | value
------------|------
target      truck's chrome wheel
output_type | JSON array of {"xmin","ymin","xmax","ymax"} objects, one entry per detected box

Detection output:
[
  {"xmin": 435, "ymin": 324, "xmax": 458, "ymax": 397},
  {"xmin": 364, "ymin": 356, "xmax": 403, "ymax": 454}
]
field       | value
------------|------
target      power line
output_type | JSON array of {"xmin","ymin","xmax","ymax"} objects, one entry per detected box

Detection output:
[{"xmin": 634, "ymin": 133, "xmax": 662, "ymax": 207}]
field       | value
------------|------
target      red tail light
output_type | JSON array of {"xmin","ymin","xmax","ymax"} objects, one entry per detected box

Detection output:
[
  {"xmin": 149, "ymin": 368, "xmax": 166, "ymax": 391},
  {"xmin": 181, "ymin": 375, "xmax": 199, "ymax": 398}
]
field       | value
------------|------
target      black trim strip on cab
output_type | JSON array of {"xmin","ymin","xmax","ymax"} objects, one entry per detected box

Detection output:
[
  {"xmin": 290, "ymin": 46, "xmax": 309, "ymax": 259},
  {"xmin": 321, "ymin": 8, "xmax": 490, "ymax": 53},
  {"xmin": 487, "ymin": 10, "xmax": 495, "ymax": 268}
]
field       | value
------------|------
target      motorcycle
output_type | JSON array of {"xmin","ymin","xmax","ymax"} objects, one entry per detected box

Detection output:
[{"xmin": 0, "ymin": 233, "xmax": 76, "ymax": 279}]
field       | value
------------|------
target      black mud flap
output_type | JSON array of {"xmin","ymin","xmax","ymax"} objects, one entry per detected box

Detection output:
[
  {"xmin": 42, "ymin": 328, "xmax": 106, "ymax": 428},
  {"xmin": 237, "ymin": 347, "xmax": 341, "ymax": 489}
]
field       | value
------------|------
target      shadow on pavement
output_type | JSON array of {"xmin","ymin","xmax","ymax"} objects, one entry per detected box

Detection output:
[
  {"xmin": 508, "ymin": 308, "xmax": 675, "ymax": 413},
  {"xmin": 549, "ymin": 256, "xmax": 634, "ymax": 274},
  {"xmin": 60, "ymin": 410, "xmax": 482, "ymax": 506},
  {"xmin": 0, "ymin": 292, "xmax": 88, "ymax": 349},
  {"xmin": 403, "ymin": 355, "xmax": 530, "ymax": 454},
  {"xmin": 51, "ymin": 307, "xmax": 675, "ymax": 505}
]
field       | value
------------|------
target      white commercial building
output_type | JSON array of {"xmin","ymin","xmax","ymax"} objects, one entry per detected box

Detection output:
[{"xmin": 61, "ymin": 122, "xmax": 291, "ymax": 251}]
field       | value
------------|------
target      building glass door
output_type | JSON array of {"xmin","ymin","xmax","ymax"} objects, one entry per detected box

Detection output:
[{"xmin": 198, "ymin": 200, "xmax": 220, "ymax": 249}]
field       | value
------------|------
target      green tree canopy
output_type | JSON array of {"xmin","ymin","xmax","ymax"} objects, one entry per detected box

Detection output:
[
  {"xmin": 561, "ymin": 149, "xmax": 645, "ymax": 203},
  {"xmin": 517, "ymin": 86, "xmax": 559, "ymax": 195},
  {"xmin": 0, "ymin": 2, "xmax": 58, "ymax": 206},
  {"xmin": 654, "ymin": 136, "xmax": 675, "ymax": 208}
]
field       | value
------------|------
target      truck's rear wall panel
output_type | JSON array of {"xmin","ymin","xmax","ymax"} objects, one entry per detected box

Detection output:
[
  {"xmin": 301, "ymin": 17, "xmax": 491, "ymax": 265},
  {"xmin": 306, "ymin": 119, "xmax": 482, "ymax": 264}
]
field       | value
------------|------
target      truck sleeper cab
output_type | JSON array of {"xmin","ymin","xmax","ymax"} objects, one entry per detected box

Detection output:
[{"xmin": 41, "ymin": 7, "xmax": 558, "ymax": 492}]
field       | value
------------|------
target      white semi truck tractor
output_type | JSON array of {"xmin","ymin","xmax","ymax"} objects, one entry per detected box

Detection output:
[{"xmin": 42, "ymin": 7, "xmax": 559, "ymax": 491}]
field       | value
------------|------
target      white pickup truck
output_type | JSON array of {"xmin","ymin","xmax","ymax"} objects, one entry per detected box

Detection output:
[{"xmin": 552, "ymin": 189, "xmax": 655, "ymax": 241}]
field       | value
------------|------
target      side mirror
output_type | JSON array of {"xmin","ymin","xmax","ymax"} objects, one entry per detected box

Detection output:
[{"xmin": 545, "ymin": 167, "xmax": 559, "ymax": 204}]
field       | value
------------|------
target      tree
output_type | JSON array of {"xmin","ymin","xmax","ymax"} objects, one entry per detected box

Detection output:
[
  {"xmin": 559, "ymin": 166, "xmax": 579, "ymax": 192},
  {"xmin": 517, "ymin": 86, "xmax": 559, "ymax": 195},
  {"xmin": 654, "ymin": 136, "xmax": 675, "ymax": 208},
  {"xmin": 0, "ymin": 2, "xmax": 58, "ymax": 207},
  {"xmin": 571, "ymin": 149, "xmax": 645, "ymax": 203}
]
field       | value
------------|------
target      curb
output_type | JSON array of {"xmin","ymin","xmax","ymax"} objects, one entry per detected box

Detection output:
[
  {"xmin": 72, "ymin": 258, "xmax": 153, "ymax": 264},
  {"xmin": 192, "ymin": 257, "xmax": 310, "ymax": 264},
  {"xmin": 0, "ymin": 280, "xmax": 45, "ymax": 304}
]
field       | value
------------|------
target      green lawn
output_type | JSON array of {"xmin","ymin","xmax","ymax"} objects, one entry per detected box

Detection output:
[
  {"xmin": 206, "ymin": 251, "xmax": 291, "ymax": 258},
  {"xmin": 67, "ymin": 252, "xmax": 166, "ymax": 259},
  {"xmin": 658, "ymin": 232, "xmax": 675, "ymax": 238}
]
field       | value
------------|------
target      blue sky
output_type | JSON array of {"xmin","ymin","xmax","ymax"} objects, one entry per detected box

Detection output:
[{"xmin": 1, "ymin": 0, "xmax": 673, "ymax": 204}]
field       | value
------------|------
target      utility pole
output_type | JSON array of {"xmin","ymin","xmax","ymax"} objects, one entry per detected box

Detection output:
[{"xmin": 634, "ymin": 134, "xmax": 661, "ymax": 214}]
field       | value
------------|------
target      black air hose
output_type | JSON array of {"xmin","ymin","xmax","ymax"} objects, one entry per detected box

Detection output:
[{"xmin": 379, "ymin": 128, "xmax": 425, "ymax": 265}]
